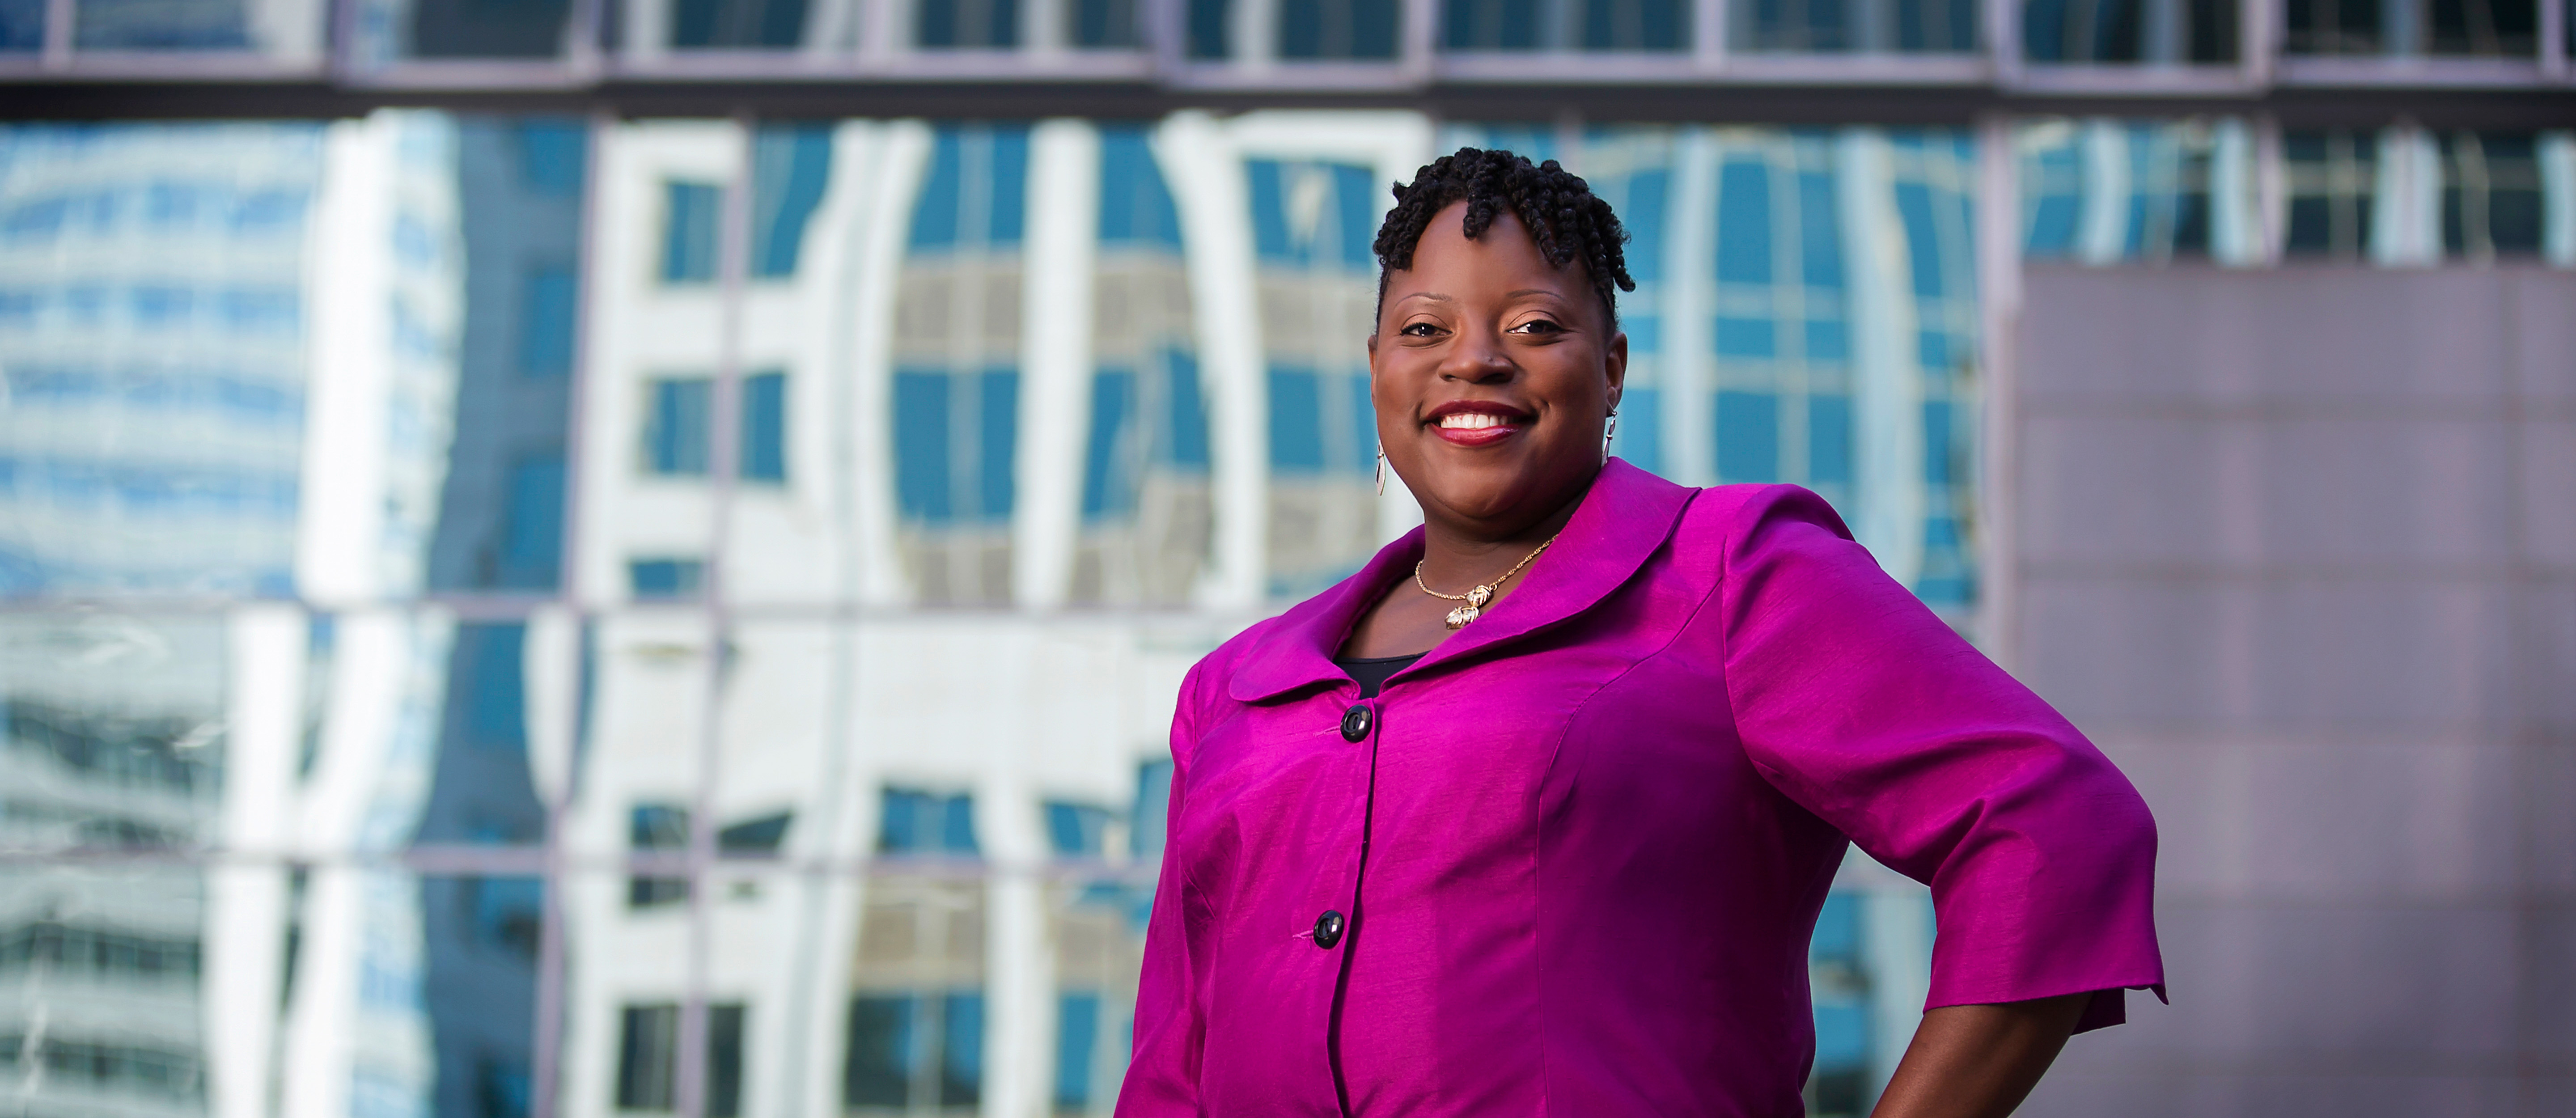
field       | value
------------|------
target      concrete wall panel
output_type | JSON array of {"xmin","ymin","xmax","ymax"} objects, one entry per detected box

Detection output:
[{"xmin": 2015, "ymin": 265, "xmax": 2568, "ymax": 1117}]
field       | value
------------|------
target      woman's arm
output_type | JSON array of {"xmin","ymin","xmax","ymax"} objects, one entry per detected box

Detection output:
[{"xmin": 1869, "ymin": 993, "xmax": 2091, "ymax": 1118}]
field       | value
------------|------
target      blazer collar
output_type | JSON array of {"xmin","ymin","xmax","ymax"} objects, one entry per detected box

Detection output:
[{"xmin": 1226, "ymin": 459, "xmax": 1699, "ymax": 703}]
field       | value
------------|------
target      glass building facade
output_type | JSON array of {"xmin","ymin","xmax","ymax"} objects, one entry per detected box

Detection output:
[{"xmin": 3, "ymin": 3, "xmax": 2572, "ymax": 1117}]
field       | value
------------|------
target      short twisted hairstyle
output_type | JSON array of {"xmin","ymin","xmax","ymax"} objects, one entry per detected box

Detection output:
[{"xmin": 1372, "ymin": 147, "xmax": 1636, "ymax": 326}]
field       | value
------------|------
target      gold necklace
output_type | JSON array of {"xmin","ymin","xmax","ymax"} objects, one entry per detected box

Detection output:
[{"xmin": 1415, "ymin": 534, "xmax": 1558, "ymax": 630}]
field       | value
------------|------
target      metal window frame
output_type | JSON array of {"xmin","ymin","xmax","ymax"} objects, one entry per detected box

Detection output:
[{"xmin": 6, "ymin": 0, "xmax": 2576, "ymax": 93}]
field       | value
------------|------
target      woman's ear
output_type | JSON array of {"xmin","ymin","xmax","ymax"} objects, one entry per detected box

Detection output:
[{"xmin": 1604, "ymin": 329, "xmax": 1630, "ymax": 410}]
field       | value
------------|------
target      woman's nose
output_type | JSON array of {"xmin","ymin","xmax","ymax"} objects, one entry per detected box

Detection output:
[{"xmin": 1439, "ymin": 326, "xmax": 1515, "ymax": 383}]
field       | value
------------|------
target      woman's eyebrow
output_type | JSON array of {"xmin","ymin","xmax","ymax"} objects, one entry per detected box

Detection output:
[
  {"xmin": 1398, "ymin": 292, "xmax": 1453, "ymax": 304},
  {"xmin": 1505, "ymin": 288, "xmax": 1567, "ymax": 299}
]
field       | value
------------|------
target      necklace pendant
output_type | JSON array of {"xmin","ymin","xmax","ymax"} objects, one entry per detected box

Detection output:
[
  {"xmin": 1466, "ymin": 585, "xmax": 1493, "ymax": 608},
  {"xmin": 1445, "ymin": 604, "xmax": 1480, "ymax": 630}
]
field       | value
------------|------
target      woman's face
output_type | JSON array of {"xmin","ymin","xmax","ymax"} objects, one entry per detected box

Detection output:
[{"xmin": 1370, "ymin": 200, "xmax": 1627, "ymax": 534}]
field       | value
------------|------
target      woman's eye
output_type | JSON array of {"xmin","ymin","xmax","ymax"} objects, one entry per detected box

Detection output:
[
  {"xmin": 1400, "ymin": 322, "xmax": 1442, "ymax": 337},
  {"xmin": 1510, "ymin": 318, "xmax": 1564, "ymax": 335}
]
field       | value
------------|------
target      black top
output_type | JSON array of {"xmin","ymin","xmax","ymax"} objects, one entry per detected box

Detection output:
[{"xmin": 1335, "ymin": 653, "xmax": 1424, "ymax": 699}]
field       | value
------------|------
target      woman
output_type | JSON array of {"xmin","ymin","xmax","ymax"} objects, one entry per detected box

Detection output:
[{"xmin": 1117, "ymin": 149, "xmax": 2161, "ymax": 1117}]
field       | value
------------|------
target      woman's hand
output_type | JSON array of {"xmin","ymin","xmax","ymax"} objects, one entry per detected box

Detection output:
[{"xmin": 1868, "ymin": 992, "xmax": 2092, "ymax": 1118}]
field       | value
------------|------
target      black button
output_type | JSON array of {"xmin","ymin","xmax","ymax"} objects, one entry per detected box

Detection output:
[
  {"xmin": 1313, "ymin": 910, "xmax": 1347, "ymax": 949},
  {"xmin": 1339, "ymin": 704, "xmax": 1373, "ymax": 742}
]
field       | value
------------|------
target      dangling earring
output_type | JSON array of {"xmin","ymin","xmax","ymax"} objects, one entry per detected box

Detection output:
[
  {"xmin": 1375, "ymin": 444, "xmax": 1387, "ymax": 496},
  {"xmin": 1602, "ymin": 410, "xmax": 1618, "ymax": 464}
]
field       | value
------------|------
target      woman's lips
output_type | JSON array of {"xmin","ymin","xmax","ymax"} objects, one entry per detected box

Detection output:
[{"xmin": 1431, "ymin": 411, "xmax": 1526, "ymax": 447}]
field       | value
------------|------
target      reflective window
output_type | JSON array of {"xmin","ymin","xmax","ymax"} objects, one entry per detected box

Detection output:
[
  {"xmin": 1445, "ymin": 0, "xmax": 1691, "ymax": 51},
  {"xmin": 2288, "ymin": 0, "xmax": 2538, "ymax": 56},
  {"xmin": 1249, "ymin": 157, "xmax": 1381, "ymax": 597},
  {"xmin": 1074, "ymin": 0, "xmax": 1142, "ymax": 44},
  {"xmin": 1735, "ymin": 0, "xmax": 1977, "ymax": 53},
  {"xmin": 0, "ymin": 0, "xmax": 38, "ymax": 51},
  {"xmin": 2023, "ymin": 0, "xmax": 2238, "ymax": 62},
  {"xmin": 2440, "ymin": 131, "xmax": 2545, "ymax": 259},
  {"xmin": 2016, "ymin": 118, "xmax": 2254, "ymax": 265},
  {"xmin": 1080, "ymin": 126, "xmax": 1211, "ymax": 606},
  {"xmin": 919, "ymin": 0, "xmax": 1021, "ymax": 47},
  {"xmin": 1710, "ymin": 133, "xmax": 1854, "ymax": 506},
  {"xmin": 1277, "ymin": 0, "xmax": 1400, "ymax": 57},
  {"xmin": 2284, "ymin": 128, "xmax": 2379, "ymax": 259},
  {"xmin": 674, "ymin": 0, "xmax": 810, "ymax": 48},
  {"xmin": 0, "ymin": 109, "xmax": 2212, "ymax": 1118},
  {"xmin": 405, "ymin": 0, "xmax": 577, "ymax": 58},
  {"xmin": 663, "ymin": 181, "xmax": 723, "ymax": 284},
  {"xmin": 895, "ymin": 123, "xmax": 1030, "ymax": 605}
]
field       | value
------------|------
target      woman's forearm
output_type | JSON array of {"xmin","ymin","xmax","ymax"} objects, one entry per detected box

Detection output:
[{"xmin": 1867, "ymin": 992, "xmax": 2092, "ymax": 1118}]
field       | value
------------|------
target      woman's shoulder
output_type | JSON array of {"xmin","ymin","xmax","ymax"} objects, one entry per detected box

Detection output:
[{"xmin": 1664, "ymin": 482, "xmax": 1858, "ymax": 569}]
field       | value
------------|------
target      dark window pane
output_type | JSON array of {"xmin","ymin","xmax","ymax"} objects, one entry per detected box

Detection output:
[
  {"xmin": 976, "ymin": 370, "xmax": 1019, "ymax": 520},
  {"xmin": 741, "ymin": 372, "xmax": 787, "ymax": 483},
  {"xmin": 1580, "ymin": 0, "xmax": 1687, "ymax": 50},
  {"xmin": 662, "ymin": 182, "xmax": 721, "ymax": 283},
  {"xmin": 1808, "ymin": 394, "xmax": 1853, "ymax": 486},
  {"xmin": 718, "ymin": 812, "xmax": 794, "ymax": 855},
  {"xmin": 1716, "ymin": 390, "xmax": 1780, "ymax": 483},
  {"xmin": 939, "ymin": 992, "xmax": 984, "ymax": 1105},
  {"xmin": 918, "ymin": 0, "xmax": 1020, "ymax": 46},
  {"xmin": 498, "ymin": 453, "xmax": 565, "ymax": 587},
  {"xmin": 1054, "ymin": 992, "xmax": 1100, "ymax": 1109},
  {"xmin": 894, "ymin": 373, "xmax": 954, "ymax": 521},
  {"xmin": 673, "ymin": 0, "xmax": 810, "ymax": 47},
  {"xmin": 645, "ymin": 378, "xmax": 712, "ymax": 475},
  {"xmin": 617, "ymin": 1004, "xmax": 681, "ymax": 1110},
  {"xmin": 627, "ymin": 559, "xmax": 704, "ymax": 601},
  {"xmin": 880, "ymin": 788, "xmax": 980, "ymax": 853},
  {"xmin": 1277, "ymin": 0, "xmax": 1399, "ymax": 57},
  {"xmin": 518, "ymin": 264, "xmax": 576, "ymax": 377},
  {"xmin": 708, "ymin": 1003, "xmax": 746, "ymax": 1118},
  {"xmin": 843, "ymin": 995, "xmax": 917, "ymax": 1107},
  {"xmin": 2283, "ymin": 128, "xmax": 2376, "ymax": 259},
  {"xmin": 1082, "ymin": 370, "xmax": 1134, "ymax": 519},
  {"xmin": 478, "ymin": 1054, "xmax": 534, "ymax": 1118},
  {"xmin": 628, "ymin": 804, "xmax": 691, "ymax": 907},
  {"xmin": 409, "ymin": 0, "xmax": 573, "ymax": 58},
  {"xmin": 1073, "ymin": 0, "xmax": 1139, "ymax": 45},
  {"xmin": 1267, "ymin": 368, "xmax": 1326, "ymax": 472},
  {"xmin": 2033, "ymin": 0, "xmax": 2213, "ymax": 60},
  {"xmin": 462, "ymin": 876, "xmax": 545, "ymax": 962},
  {"xmin": 74, "ymin": 0, "xmax": 248, "ymax": 49},
  {"xmin": 2427, "ymin": 0, "xmax": 2536, "ymax": 55},
  {"xmin": 752, "ymin": 127, "xmax": 831, "ymax": 278},
  {"xmin": 0, "ymin": 0, "xmax": 41, "ymax": 51},
  {"xmin": 1444, "ymin": 0, "xmax": 1543, "ymax": 49},
  {"xmin": 1187, "ymin": 0, "xmax": 1229, "ymax": 55},
  {"xmin": 516, "ymin": 120, "xmax": 587, "ymax": 195}
]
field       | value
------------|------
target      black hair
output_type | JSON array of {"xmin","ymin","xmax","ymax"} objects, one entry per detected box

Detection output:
[{"xmin": 1371, "ymin": 147, "xmax": 1637, "ymax": 325}]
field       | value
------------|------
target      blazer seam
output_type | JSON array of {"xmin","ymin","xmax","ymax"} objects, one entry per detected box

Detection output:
[{"xmin": 1531, "ymin": 486, "xmax": 1715, "ymax": 1117}]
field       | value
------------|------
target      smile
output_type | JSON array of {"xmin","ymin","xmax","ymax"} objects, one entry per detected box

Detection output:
[{"xmin": 1428, "ymin": 405, "xmax": 1530, "ymax": 447}]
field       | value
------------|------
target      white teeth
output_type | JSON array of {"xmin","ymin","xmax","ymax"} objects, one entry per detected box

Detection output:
[{"xmin": 1440, "ymin": 413, "xmax": 1511, "ymax": 430}]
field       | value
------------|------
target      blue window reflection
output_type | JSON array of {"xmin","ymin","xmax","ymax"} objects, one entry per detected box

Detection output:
[{"xmin": 662, "ymin": 181, "xmax": 721, "ymax": 283}]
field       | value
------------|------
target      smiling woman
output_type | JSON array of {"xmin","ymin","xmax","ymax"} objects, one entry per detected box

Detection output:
[{"xmin": 1117, "ymin": 148, "xmax": 2166, "ymax": 1118}]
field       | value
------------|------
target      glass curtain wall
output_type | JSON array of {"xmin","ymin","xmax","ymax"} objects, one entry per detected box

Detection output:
[
  {"xmin": 2017, "ymin": 117, "xmax": 2576, "ymax": 266},
  {"xmin": 100, "ymin": 105, "xmax": 2576, "ymax": 1117}
]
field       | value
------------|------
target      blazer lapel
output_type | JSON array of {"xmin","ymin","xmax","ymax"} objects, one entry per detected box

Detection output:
[
  {"xmin": 1403, "ymin": 460, "xmax": 1697, "ymax": 677},
  {"xmin": 1224, "ymin": 460, "xmax": 1697, "ymax": 703}
]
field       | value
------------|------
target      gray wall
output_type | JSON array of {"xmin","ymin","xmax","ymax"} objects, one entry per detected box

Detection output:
[{"xmin": 2010, "ymin": 265, "xmax": 2574, "ymax": 1117}]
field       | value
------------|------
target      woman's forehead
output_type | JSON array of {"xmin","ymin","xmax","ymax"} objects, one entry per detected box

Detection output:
[{"xmin": 1398, "ymin": 207, "xmax": 1581, "ymax": 287}]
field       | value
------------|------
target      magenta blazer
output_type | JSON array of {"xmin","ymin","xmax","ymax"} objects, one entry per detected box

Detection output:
[{"xmin": 1117, "ymin": 461, "xmax": 2164, "ymax": 1116}]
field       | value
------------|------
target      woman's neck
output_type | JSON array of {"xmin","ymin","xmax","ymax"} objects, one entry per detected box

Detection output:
[{"xmin": 1415, "ymin": 472, "xmax": 1595, "ymax": 591}]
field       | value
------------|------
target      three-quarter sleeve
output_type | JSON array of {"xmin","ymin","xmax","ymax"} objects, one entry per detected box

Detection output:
[
  {"xmin": 1717, "ymin": 485, "xmax": 2164, "ymax": 1027},
  {"xmin": 1117, "ymin": 663, "xmax": 1209, "ymax": 1113}
]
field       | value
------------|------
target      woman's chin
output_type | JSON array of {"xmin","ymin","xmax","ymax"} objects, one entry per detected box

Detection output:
[{"xmin": 1412, "ymin": 479, "xmax": 1560, "ymax": 528}]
